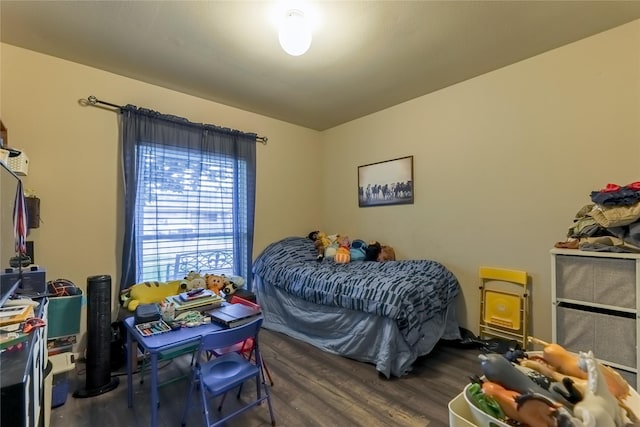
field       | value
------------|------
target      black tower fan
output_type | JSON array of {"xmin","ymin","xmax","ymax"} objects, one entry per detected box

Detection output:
[{"xmin": 74, "ymin": 275, "xmax": 119, "ymax": 398}]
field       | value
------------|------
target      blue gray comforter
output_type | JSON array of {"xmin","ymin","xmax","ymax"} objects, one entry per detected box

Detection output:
[{"xmin": 252, "ymin": 236, "xmax": 460, "ymax": 347}]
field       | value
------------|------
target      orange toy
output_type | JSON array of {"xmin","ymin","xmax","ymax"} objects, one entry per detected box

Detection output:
[
  {"xmin": 482, "ymin": 381, "xmax": 558, "ymax": 427},
  {"xmin": 205, "ymin": 273, "xmax": 228, "ymax": 296}
]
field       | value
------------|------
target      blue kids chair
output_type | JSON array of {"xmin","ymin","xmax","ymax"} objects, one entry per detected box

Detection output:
[{"xmin": 181, "ymin": 317, "xmax": 275, "ymax": 426}]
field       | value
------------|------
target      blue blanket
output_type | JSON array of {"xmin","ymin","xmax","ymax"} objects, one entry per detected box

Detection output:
[{"xmin": 253, "ymin": 236, "xmax": 460, "ymax": 347}]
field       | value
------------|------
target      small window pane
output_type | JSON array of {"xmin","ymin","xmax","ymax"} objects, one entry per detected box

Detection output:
[{"xmin": 134, "ymin": 143, "xmax": 243, "ymax": 281}]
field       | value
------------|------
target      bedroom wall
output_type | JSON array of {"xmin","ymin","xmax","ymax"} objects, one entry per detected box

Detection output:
[
  {"xmin": 0, "ymin": 43, "xmax": 323, "ymax": 341},
  {"xmin": 0, "ymin": 44, "xmax": 3, "ymax": 119},
  {"xmin": 321, "ymin": 19, "xmax": 640, "ymax": 342},
  {"xmin": 1, "ymin": 20, "xmax": 639, "ymax": 349}
]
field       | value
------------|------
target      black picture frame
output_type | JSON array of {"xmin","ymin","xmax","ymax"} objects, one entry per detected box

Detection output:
[{"xmin": 358, "ymin": 156, "xmax": 413, "ymax": 207}]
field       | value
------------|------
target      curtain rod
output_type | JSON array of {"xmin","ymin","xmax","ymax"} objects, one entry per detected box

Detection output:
[{"xmin": 86, "ymin": 95, "xmax": 268, "ymax": 145}]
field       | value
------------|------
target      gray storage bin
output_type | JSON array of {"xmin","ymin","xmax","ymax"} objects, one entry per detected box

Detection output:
[
  {"xmin": 555, "ymin": 255, "xmax": 636, "ymax": 309},
  {"xmin": 556, "ymin": 304, "xmax": 636, "ymax": 369}
]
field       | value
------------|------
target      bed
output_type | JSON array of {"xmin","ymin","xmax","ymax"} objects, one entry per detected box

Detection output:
[{"xmin": 252, "ymin": 236, "xmax": 462, "ymax": 378}]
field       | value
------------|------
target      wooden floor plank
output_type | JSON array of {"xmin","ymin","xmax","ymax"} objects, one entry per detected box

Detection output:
[{"xmin": 50, "ymin": 329, "xmax": 481, "ymax": 427}]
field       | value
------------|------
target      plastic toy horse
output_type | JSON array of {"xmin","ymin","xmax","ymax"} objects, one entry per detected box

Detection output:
[{"xmin": 560, "ymin": 351, "xmax": 629, "ymax": 427}]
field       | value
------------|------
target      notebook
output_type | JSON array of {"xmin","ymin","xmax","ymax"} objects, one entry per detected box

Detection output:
[
  {"xmin": 179, "ymin": 288, "xmax": 215, "ymax": 302},
  {"xmin": 208, "ymin": 303, "xmax": 261, "ymax": 328},
  {"xmin": 166, "ymin": 294, "xmax": 224, "ymax": 311}
]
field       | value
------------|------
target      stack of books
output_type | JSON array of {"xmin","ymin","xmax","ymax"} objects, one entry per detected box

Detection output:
[
  {"xmin": 0, "ymin": 305, "xmax": 35, "ymax": 350},
  {"xmin": 0, "ymin": 304, "xmax": 34, "ymax": 327},
  {"xmin": 208, "ymin": 301, "xmax": 261, "ymax": 328},
  {"xmin": 165, "ymin": 288, "xmax": 224, "ymax": 314}
]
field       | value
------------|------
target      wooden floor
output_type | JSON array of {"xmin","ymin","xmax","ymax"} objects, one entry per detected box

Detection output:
[{"xmin": 50, "ymin": 329, "xmax": 481, "ymax": 427}]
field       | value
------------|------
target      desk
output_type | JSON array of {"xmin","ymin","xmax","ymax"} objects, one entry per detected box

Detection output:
[{"xmin": 124, "ymin": 316, "xmax": 223, "ymax": 427}]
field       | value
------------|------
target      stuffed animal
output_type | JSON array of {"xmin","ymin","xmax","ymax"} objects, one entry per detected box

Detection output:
[
  {"xmin": 221, "ymin": 275, "xmax": 245, "ymax": 296},
  {"xmin": 365, "ymin": 241, "xmax": 382, "ymax": 261},
  {"xmin": 350, "ymin": 239, "xmax": 367, "ymax": 261},
  {"xmin": 324, "ymin": 234, "xmax": 339, "ymax": 259},
  {"xmin": 182, "ymin": 271, "xmax": 206, "ymax": 291},
  {"xmin": 364, "ymin": 241, "xmax": 396, "ymax": 262},
  {"xmin": 308, "ymin": 231, "xmax": 326, "ymax": 261},
  {"xmin": 121, "ymin": 279, "xmax": 189, "ymax": 311},
  {"xmin": 378, "ymin": 245, "xmax": 396, "ymax": 262},
  {"xmin": 222, "ymin": 281, "xmax": 239, "ymax": 296},
  {"xmin": 334, "ymin": 235, "xmax": 351, "ymax": 264},
  {"xmin": 205, "ymin": 273, "xmax": 229, "ymax": 296}
]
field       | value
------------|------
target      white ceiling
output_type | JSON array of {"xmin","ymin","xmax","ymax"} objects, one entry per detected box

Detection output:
[{"xmin": 2, "ymin": 1, "xmax": 640, "ymax": 131}]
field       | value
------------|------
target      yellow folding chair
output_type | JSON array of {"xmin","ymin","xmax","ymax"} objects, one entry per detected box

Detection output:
[{"xmin": 478, "ymin": 266, "xmax": 530, "ymax": 350}]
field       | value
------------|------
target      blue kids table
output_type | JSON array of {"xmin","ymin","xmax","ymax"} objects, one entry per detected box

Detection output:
[{"xmin": 124, "ymin": 316, "xmax": 223, "ymax": 427}]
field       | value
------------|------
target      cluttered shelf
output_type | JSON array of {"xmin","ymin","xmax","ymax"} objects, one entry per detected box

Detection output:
[{"xmin": 0, "ymin": 296, "xmax": 48, "ymax": 427}]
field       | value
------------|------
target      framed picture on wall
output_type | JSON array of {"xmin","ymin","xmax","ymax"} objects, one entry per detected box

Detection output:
[{"xmin": 358, "ymin": 156, "xmax": 413, "ymax": 207}]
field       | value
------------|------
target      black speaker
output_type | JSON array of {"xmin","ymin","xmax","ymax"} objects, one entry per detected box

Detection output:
[{"xmin": 73, "ymin": 275, "xmax": 119, "ymax": 398}]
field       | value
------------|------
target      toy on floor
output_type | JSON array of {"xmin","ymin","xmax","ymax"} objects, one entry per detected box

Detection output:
[
  {"xmin": 471, "ymin": 338, "xmax": 638, "ymax": 427},
  {"xmin": 570, "ymin": 351, "xmax": 629, "ymax": 427}
]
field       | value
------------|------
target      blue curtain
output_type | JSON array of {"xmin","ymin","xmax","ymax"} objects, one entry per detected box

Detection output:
[{"xmin": 119, "ymin": 105, "xmax": 256, "ymax": 291}]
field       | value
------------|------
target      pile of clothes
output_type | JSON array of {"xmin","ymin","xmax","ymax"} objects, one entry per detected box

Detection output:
[{"xmin": 557, "ymin": 181, "xmax": 640, "ymax": 253}]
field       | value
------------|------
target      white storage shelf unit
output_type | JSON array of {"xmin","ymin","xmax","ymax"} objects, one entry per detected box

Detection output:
[{"xmin": 551, "ymin": 248, "xmax": 640, "ymax": 389}]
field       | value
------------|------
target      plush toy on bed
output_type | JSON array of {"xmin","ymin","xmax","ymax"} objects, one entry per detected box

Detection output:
[
  {"xmin": 365, "ymin": 241, "xmax": 382, "ymax": 261},
  {"xmin": 350, "ymin": 239, "xmax": 367, "ymax": 261},
  {"xmin": 378, "ymin": 245, "xmax": 396, "ymax": 262},
  {"xmin": 308, "ymin": 230, "xmax": 328, "ymax": 261},
  {"xmin": 324, "ymin": 234, "xmax": 340, "ymax": 259},
  {"xmin": 334, "ymin": 235, "xmax": 351, "ymax": 264},
  {"xmin": 365, "ymin": 241, "xmax": 396, "ymax": 262}
]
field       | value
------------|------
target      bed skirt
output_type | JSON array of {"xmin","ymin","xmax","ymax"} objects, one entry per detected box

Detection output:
[{"xmin": 254, "ymin": 275, "xmax": 461, "ymax": 378}]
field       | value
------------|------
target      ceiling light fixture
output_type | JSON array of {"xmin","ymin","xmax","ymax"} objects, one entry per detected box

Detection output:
[{"xmin": 278, "ymin": 9, "xmax": 312, "ymax": 56}]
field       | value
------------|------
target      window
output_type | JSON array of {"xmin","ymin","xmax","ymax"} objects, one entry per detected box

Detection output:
[
  {"xmin": 135, "ymin": 143, "xmax": 247, "ymax": 282},
  {"xmin": 120, "ymin": 105, "xmax": 257, "ymax": 291}
]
